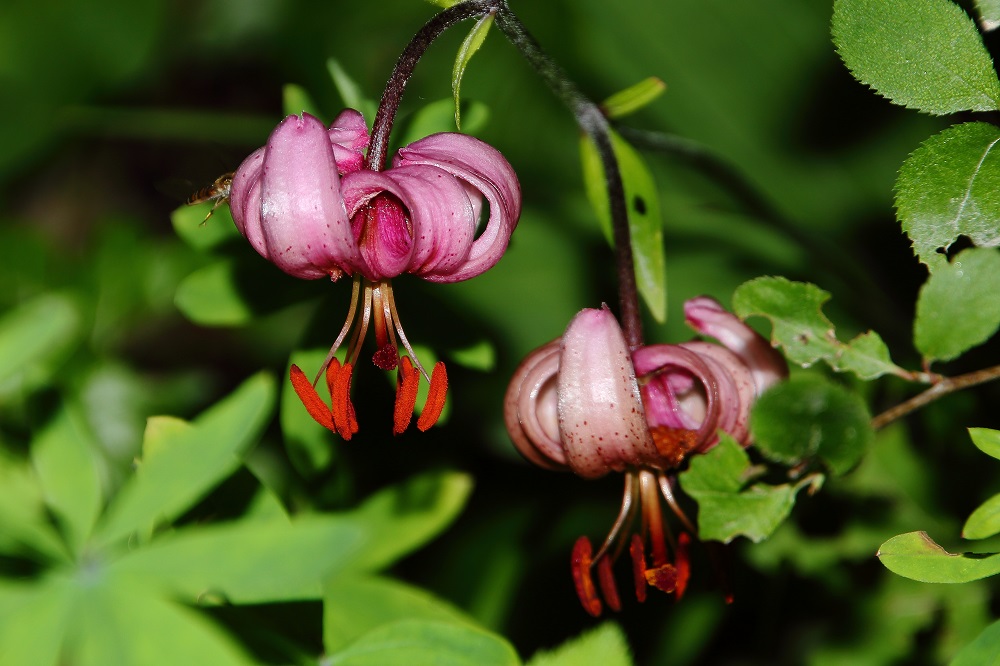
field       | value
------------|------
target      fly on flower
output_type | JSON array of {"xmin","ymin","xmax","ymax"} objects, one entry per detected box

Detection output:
[
  {"xmin": 504, "ymin": 298, "xmax": 787, "ymax": 615},
  {"xmin": 228, "ymin": 110, "xmax": 521, "ymax": 439},
  {"xmin": 186, "ymin": 172, "xmax": 234, "ymax": 225}
]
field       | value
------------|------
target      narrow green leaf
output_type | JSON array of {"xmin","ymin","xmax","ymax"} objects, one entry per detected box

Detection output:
[
  {"xmin": 969, "ymin": 427, "xmax": 1000, "ymax": 460},
  {"xmin": 832, "ymin": 0, "xmax": 1000, "ymax": 114},
  {"xmin": 283, "ymin": 83, "xmax": 321, "ymax": 118},
  {"xmin": 424, "ymin": 0, "xmax": 460, "ymax": 6},
  {"xmin": 95, "ymin": 373, "xmax": 276, "ymax": 546},
  {"xmin": 878, "ymin": 531, "xmax": 1000, "ymax": 583},
  {"xmin": 0, "ymin": 576, "xmax": 74, "ymax": 666},
  {"xmin": 31, "ymin": 403, "xmax": 103, "ymax": 554},
  {"xmin": 963, "ymin": 493, "xmax": 1000, "ymax": 540},
  {"xmin": 327, "ymin": 59, "xmax": 376, "ymax": 126},
  {"xmin": 397, "ymin": 98, "xmax": 490, "ymax": 147},
  {"xmin": 896, "ymin": 122, "xmax": 1000, "ymax": 269},
  {"xmin": 600, "ymin": 77, "xmax": 667, "ymax": 119},
  {"xmin": 175, "ymin": 260, "xmax": 255, "ymax": 326},
  {"xmin": 914, "ymin": 247, "xmax": 1000, "ymax": 361},
  {"xmin": 527, "ymin": 623, "xmax": 633, "ymax": 666},
  {"xmin": 324, "ymin": 576, "xmax": 475, "ymax": 654},
  {"xmin": 679, "ymin": 436, "xmax": 798, "ymax": 543},
  {"xmin": 0, "ymin": 293, "xmax": 82, "ymax": 395},
  {"xmin": 328, "ymin": 619, "xmax": 520, "ymax": 666},
  {"xmin": 0, "ymin": 450, "xmax": 68, "ymax": 561},
  {"xmin": 952, "ymin": 618, "xmax": 1000, "ymax": 666},
  {"xmin": 452, "ymin": 13, "xmax": 493, "ymax": 130},
  {"xmin": 171, "ymin": 197, "xmax": 239, "ymax": 251},
  {"xmin": 733, "ymin": 276, "xmax": 906, "ymax": 379},
  {"xmin": 580, "ymin": 130, "xmax": 666, "ymax": 322},
  {"xmin": 750, "ymin": 376, "xmax": 873, "ymax": 475}
]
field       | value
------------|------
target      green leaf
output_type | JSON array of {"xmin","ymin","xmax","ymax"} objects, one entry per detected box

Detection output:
[
  {"xmin": 174, "ymin": 260, "xmax": 255, "ymax": 326},
  {"xmin": 397, "ymin": 98, "xmax": 490, "ymax": 147},
  {"xmin": 281, "ymin": 349, "xmax": 336, "ymax": 478},
  {"xmin": 952, "ymin": 618, "xmax": 1000, "ymax": 666},
  {"xmin": 969, "ymin": 427, "xmax": 1000, "ymax": 460},
  {"xmin": 600, "ymin": 77, "xmax": 667, "ymax": 119},
  {"xmin": 31, "ymin": 403, "xmax": 103, "ymax": 554},
  {"xmin": 324, "ymin": 576, "xmax": 475, "ymax": 654},
  {"xmin": 832, "ymin": 0, "xmax": 1000, "ymax": 114},
  {"xmin": 452, "ymin": 13, "xmax": 493, "ymax": 130},
  {"xmin": 424, "ymin": 0, "xmax": 460, "ymax": 7},
  {"xmin": 679, "ymin": 436, "xmax": 798, "ymax": 543},
  {"xmin": 283, "ymin": 83, "xmax": 321, "ymax": 118},
  {"xmin": 975, "ymin": 0, "xmax": 1000, "ymax": 29},
  {"xmin": 95, "ymin": 372, "xmax": 276, "ymax": 546},
  {"xmin": 0, "ymin": 576, "xmax": 74, "ymax": 666},
  {"xmin": 0, "ymin": 292, "xmax": 82, "ymax": 395},
  {"xmin": 963, "ymin": 493, "xmax": 1000, "ymax": 540},
  {"xmin": 733, "ymin": 276, "xmax": 906, "ymax": 379},
  {"xmin": 914, "ymin": 247, "xmax": 1000, "ymax": 361},
  {"xmin": 878, "ymin": 531, "xmax": 1000, "ymax": 583},
  {"xmin": 171, "ymin": 197, "xmax": 239, "ymax": 251},
  {"xmin": 328, "ymin": 619, "xmax": 520, "ymax": 666},
  {"xmin": 327, "ymin": 59, "xmax": 376, "ymax": 126},
  {"xmin": 580, "ymin": 129, "xmax": 666, "ymax": 322},
  {"xmin": 750, "ymin": 375, "xmax": 873, "ymax": 475},
  {"xmin": 527, "ymin": 623, "xmax": 633, "ymax": 666},
  {"xmin": 0, "ymin": 450, "xmax": 68, "ymax": 561},
  {"xmin": 896, "ymin": 122, "xmax": 1000, "ymax": 269}
]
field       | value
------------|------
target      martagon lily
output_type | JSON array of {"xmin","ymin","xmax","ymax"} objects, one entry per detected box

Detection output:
[
  {"xmin": 504, "ymin": 297, "xmax": 787, "ymax": 615},
  {"xmin": 229, "ymin": 109, "xmax": 521, "ymax": 438}
]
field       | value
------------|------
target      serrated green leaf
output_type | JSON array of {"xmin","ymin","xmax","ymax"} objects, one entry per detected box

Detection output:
[
  {"xmin": 31, "ymin": 403, "xmax": 102, "ymax": 554},
  {"xmin": 324, "ymin": 576, "xmax": 475, "ymax": 654},
  {"xmin": 327, "ymin": 59, "xmax": 376, "ymax": 126},
  {"xmin": 969, "ymin": 427, "xmax": 1000, "ymax": 460},
  {"xmin": 95, "ymin": 373, "xmax": 275, "ymax": 546},
  {"xmin": 527, "ymin": 623, "xmax": 633, "ymax": 666},
  {"xmin": 679, "ymin": 436, "xmax": 798, "ymax": 543},
  {"xmin": 0, "ymin": 293, "xmax": 82, "ymax": 395},
  {"xmin": 878, "ymin": 531, "xmax": 1000, "ymax": 582},
  {"xmin": 397, "ymin": 98, "xmax": 490, "ymax": 147},
  {"xmin": 896, "ymin": 123, "xmax": 1000, "ymax": 269},
  {"xmin": 750, "ymin": 376, "xmax": 873, "ymax": 475},
  {"xmin": 328, "ymin": 619, "xmax": 520, "ymax": 666},
  {"xmin": 452, "ymin": 13, "xmax": 493, "ymax": 130},
  {"xmin": 963, "ymin": 493, "xmax": 1000, "ymax": 540},
  {"xmin": 171, "ymin": 199, "xmax": 239, "ymax": 251},
  {"xmin": 733, "ymin": 276, "xmax": 906, "ymax": 379},
  {"xmin": 832, "ymin": 0, "xmax": 1000, "ymax": 114},
  {"xmin": 914, "ymin": 247, "xmax": 1000, "ymax": 361},
  {"xmin": 175, "ymin": 260, "xmax": 254, "ymax": 326},
  {"xmin": 283, "ymin": 83, "xmax": 321, "ymax": 118},
  {"xmin": 600, "ymin": 77, "xmax": 666, "ymax": 119},
  {"xmin": 580, "ymin": 130, "xmax": 666, "ymax": 322},
  {"xmin": 952, "ymin": 618, "xmax": 1000, "ymax": 666}
]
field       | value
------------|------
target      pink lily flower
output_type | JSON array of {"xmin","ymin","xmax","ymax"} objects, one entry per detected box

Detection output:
[
  {"xmin": 503, "ymin": 298, "xmax": 787, "ymax": 615},
  {"xmin": 230, "ymin": 110, "xmax": 521, "ymax": 438}
]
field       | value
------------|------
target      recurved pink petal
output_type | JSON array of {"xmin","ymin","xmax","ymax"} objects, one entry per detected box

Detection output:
[
  {"xmin": 340, "ymin": 170, "xmax": 413, "ymax": 279},
  {"xmin": 679, "ymin": 341, "xmax": 754, "ymax": 446},
  {"xmin": 558, "ymin": 307, "xmax": 658, "ymax": 479},
  {"xmin": 229, "ymin": 146, "xmax": 265, "ymax": 256},
  {"xmin": 393, "ymin": 133, "xmax": 521, "ymax": 282},
  {"xmin": 503, "ymin": 341, "xmax": 568, "ymax": 471},
  {"xmin": 328, "ymin": 109, "xmax": 370, "ymax": 174}
]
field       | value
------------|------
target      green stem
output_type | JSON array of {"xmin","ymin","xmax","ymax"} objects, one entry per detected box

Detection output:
[{"xmin": 871, "ymin": 363, "xmax": 1000, "ymax": 430}]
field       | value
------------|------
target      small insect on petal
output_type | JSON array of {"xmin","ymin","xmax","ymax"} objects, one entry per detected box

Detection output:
[
  {"xmin": 571, "ymin": 536, "xmax": 603, "ymax": 617},
  {"xmin": 416, "ymin": 361, "xmax": 448, "ymax": 431},
  {"xmin": 393, "ymin": 356, "xmax": 420, "ymax": 434},
  {"xmin": 290, "ymin": 364, "xmax": 335, "ymax": 431}
]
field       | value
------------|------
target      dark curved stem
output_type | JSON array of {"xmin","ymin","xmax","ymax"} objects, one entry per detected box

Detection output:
[
  {"xmin": 493, "ymin": 5, "xmax": 644, "ymax": 350},
  {"xmin": 872, "ymin": 363, "xmax": 1000, "ymax": 430}
]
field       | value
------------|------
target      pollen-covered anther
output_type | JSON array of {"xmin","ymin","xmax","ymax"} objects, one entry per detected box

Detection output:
[
  {"xmin": 571, "ymin": 536, "xmax": 602, "ymax": 618},
  {"xmin": 649, "ymin": 426, "xmax": 700, "ymax": 468},
  {"xmin": 629, "ymin": 533, "xmax": 648, "ymax": 603},
  {"xmin": 416, "ymin": 361, "xmax": 448, "ymax": 432},
  {"xmin": 596, "ymin": 555, "xmax": 621, "ymax": 612},
  {"xmin": 328, "ymin": 359, "xmax": 359, "ymax": 440},
  {"xmin": 644, "ymin": 563, "xmax": 678, "ymax": 594},
  {"xmin": 289, "ymin": 364, "xmax": 335, "ymax": 432},
  {"xmin": 674, "ymin": 531, "xmax": 692, "ymax": 600},
  {"xmin": 393, "ymin": 356, "xmax": 420, "ymax": 435}
]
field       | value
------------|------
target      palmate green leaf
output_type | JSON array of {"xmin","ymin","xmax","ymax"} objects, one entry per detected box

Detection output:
[
  {"xmin": 328, "ymin": 619, "xmax": 520, "ymax": 666},
  {"xmin": 324, "ymin": 576, "xmax": 475, "ymax": 654},
  {"xmin": 878, "ymin": 531, "xmax": 1000, "ymax": 582},
  {"xmin": 914, "ymin": 247, "xmax": 1000, "ymax": 361},
  {"xmin": 0, "ymin": 450, "xmax": 68, "ymax": 561},
  {"xmin": 0, "ymin": 576, "xmax": 74, "ymax": 666},
  {"xmin": 171, "ymin": 197, "xmax": 239, "ymax": 251},
  {"xmin": 31, "ymin": 403, "xmax": 102, "ymax": 555},
  {"xmin": 452, "ymin": 13, "xmax": 493, "ymax": 130},
  {"xmin": 832, "ymin": 0, "xmax": 1000, "ymax": 114},
  {"xmin": 600, "ymin": 77, "xmax": 667, "ymax": 120},
  {"xmin": 896, "ymin": 122, "xmax": 1000, "ymax": 269},
  {"xmin": 952, "ymin": 618, "xmax": 1000, "ymax": 666},
  {"xmin": 527, "ymin": 623, "xmax": 633, "ymax": 666},
  {"xmin": 969, "ymin": 427, "xmax": 1000, "ymax": 460},
  {"xmin": 580, "ymin": 129, "xmax": 666, "ymax": 322},
  {"xmin": 733, "ymin": 276, "xmax": 905, "ymax": 379},
  {"xmin": 0, "ymin": 292, "xmax": 82, "ymax": 395},
  {"xmin": 94, "ymin": 372, "xmax": 275, "ymax": 547},
  {"xmin": 678, "ymin": 436, "xmax": 799, "ymax": 543},
  {"xmin": 174, "ymin": 260, "xmax": 255, "ymax": 326},
  {"xmin": 750, "ymin": 375, "xmax": 873, "ymax": 475}
]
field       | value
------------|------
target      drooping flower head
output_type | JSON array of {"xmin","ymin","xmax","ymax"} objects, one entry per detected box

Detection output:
[
  {"xmin": 230, "ymin": 110, "xmax": 521, "ymax": 438},
  {"xmin": 504, "ymin": 297, "xmax": 787, "ymax": 614}
]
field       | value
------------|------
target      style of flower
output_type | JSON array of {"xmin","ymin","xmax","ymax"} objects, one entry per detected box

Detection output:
[
  {"xmin": 230, "ymin": 110, "xmax": 521, "ymax": 438},
  {"xmin": 503, "ymin": 297, "xmax": 787, "ymax": 615}
]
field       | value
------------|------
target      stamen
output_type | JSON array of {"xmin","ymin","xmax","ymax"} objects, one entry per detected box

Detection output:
[
  {"xmin": 674, "ymin": 531, "xmax": 691, "ymax": 600},
  {"xmin": 658, "ymin": 472, "xmax": 697, "ymax": 534},
  {"xmin": 315, "ymin": 277, "xmax": 363, "ymax": 383},
  {"xmin": 393, "ymin": 356, "xmax": 420, "ymax": 434},
  {"xmin": 416, "ymin": 362, "xmax": 448, "ymax": 431},
  {"xmin": 639, "ymin": 470, "xmax": 669, "ymax": 567},
  {"xmin": 593, "ymin": 472, "xmax": 639, "ymax": 563},
  {"xmin": 644, "ymin": 563, "xmax": 678, "ymax": 594},
  {"xmin": 330, "ymin": 361, "xmax": 359, "ymax": 440},
  {"xmin": 289, "ymin": 364, "xmax": 335, "ymax": 431},
  {"xmin": 629, "ymin": 533, "xmax": 648, "ymax": 603},
  {"xmin": 596, "ymin": 555, "xmax": 621, "ymax": 612},
  {"xmin": 571, "ymin": 536, "xmax": 602, "ymax": 617}
]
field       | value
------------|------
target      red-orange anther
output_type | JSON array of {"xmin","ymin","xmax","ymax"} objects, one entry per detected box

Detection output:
[
  {"xmin": 393, "ymin": 356, "xmax": 420, "ymax": 434},
  {"xmin": 330, "ymin": 362, "xmax": 359, "ymax": 440},
  {"xmin": 571, "ymin": 536, "xmax": 602, "ymax": 617},
  {"xmin": 289, "ymin": 364, "xmax": 335, "ymax": 431},
  {"xmin": 629, "ymin": 533, "xmax": 648, "ymax": 603},
  {"xmin": 596, "ymin": 555, "xmax": 621, "ymax": 612},
  {"xmin": 416, "ymin": 361, "xmax": 448, "ymax": 432},
  {"xmin": 675, "ymin": 531, "xmax": 691, "ymax": 600}
]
